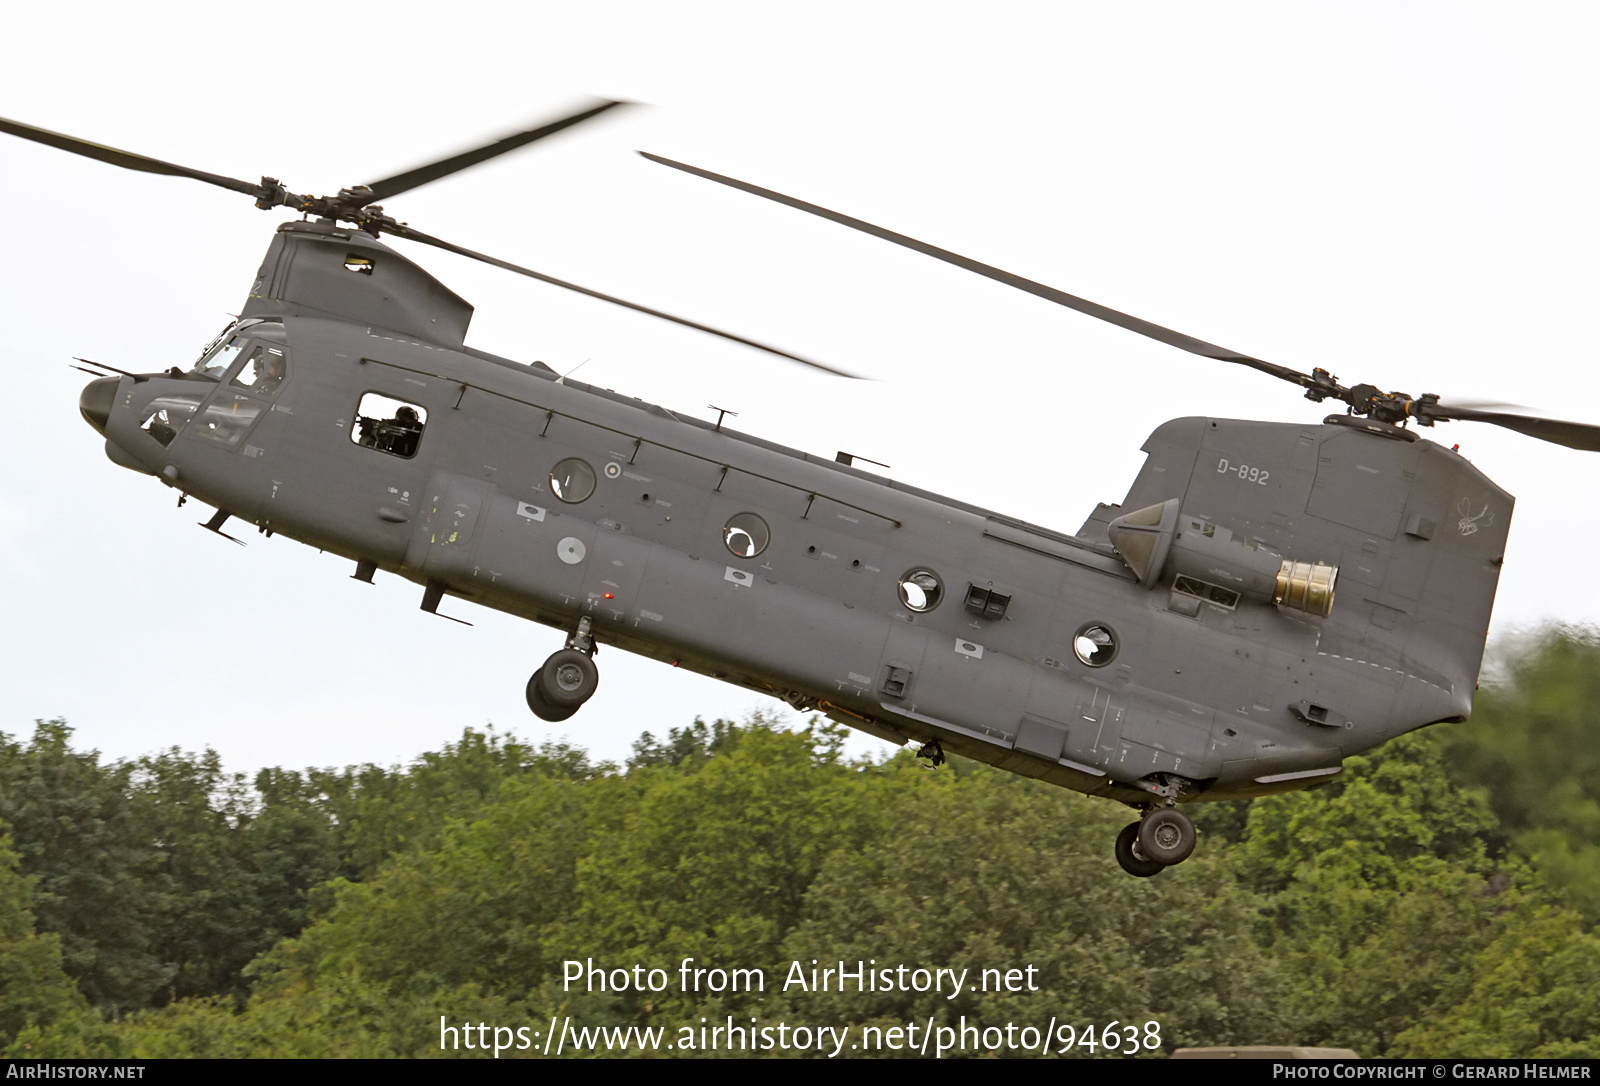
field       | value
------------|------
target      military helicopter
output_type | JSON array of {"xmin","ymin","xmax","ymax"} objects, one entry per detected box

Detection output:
[{"xmin": 6, "ymin": 102, "xmax": 1598, "ymax": 878}]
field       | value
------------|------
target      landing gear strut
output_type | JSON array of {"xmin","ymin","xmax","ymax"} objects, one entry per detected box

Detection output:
[
  {"xmin": 525, "ymin": 618, "xmax": 600, "ymax": 722},
  {"xmin": 1113, "ymin": 806, "xmax": 1197, "ymax": 877}
]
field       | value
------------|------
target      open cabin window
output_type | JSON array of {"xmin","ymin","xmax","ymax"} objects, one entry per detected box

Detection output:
[
  {"xmin": 351, "ymin": 392, "xmax": 427, "ymax": 458},
  {"xmin": 139, "ymin": 395, "xmax": 203, "ymax": 447}
]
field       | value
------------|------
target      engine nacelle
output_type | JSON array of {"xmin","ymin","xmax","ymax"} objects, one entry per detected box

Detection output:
[{"xmin": 1106, "ymin": 499, "xmax": 1338, "ymax": 616}]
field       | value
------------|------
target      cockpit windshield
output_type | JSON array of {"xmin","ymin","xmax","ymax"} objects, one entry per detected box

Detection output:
[{"xmin": 191, "ymin": 318, "xmax": 283, "ymax": 378}]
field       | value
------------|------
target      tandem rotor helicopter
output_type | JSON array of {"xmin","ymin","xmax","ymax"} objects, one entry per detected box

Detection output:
[{"xmin": 6, "ymin": 101, "xmax": 1598, "ymax": 877}]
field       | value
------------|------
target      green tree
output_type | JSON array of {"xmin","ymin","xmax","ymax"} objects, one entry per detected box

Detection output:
[
  {"xmin": 1445, "ymin": 627, "xmax": 1600, "ymax": 924},
  {"xmin": 628, "ymin": 716, "xmax": 740, "ymax": 770},
  {"xmin": 563, "ymin": 718, "xmax": 867, "ymax": 993},
  {"xmin": 0, "ymin": 720, "xmax": 169, "ymax": 1011},
  {"xmin": 311, "ymin": 728, "xmax": 611, "ymax": 880},
  {"xmin": 1391, "ymin": 900, "xmax": 1600, "ymax": 1057},
  {"xmin": 18, "ymin": 683, "xmax": 1599, "ymax": 1060},
  {"xmin": 126, "ymin": 748, "xmax": 269, "ymax": 1003},
  {"xmin": 1240, "ymin": 731, "xmax": 1498, "ymax": 894},
  {"xmin": 243, "ymin": 766, "xmax": 347, "ymax": 952},
  {"xmin": 780, "ymin": 760, "xmax": 1287, "ymax": 1055},
  {"xmin": 1237, "ymin": 725, "xmax": 1585, "ymax": 1056},
  {"xmin": 0, "ymin": 824, "xmax": 83, "ymax": 1047}
]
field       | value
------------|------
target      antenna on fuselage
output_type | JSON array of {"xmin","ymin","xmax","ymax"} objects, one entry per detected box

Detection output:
[{"xmin": 554, "ymin": 358, "xmax": 591, "ymax": 385}]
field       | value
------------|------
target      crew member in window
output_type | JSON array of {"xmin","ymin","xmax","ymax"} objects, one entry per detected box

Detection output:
[
  {"xmin": 377, "ymin": 405, "xmax": 423, "ymax": 457},
  {"xmin": 256, "ymin": 353, "xmax": 286, "ymax": 396}
]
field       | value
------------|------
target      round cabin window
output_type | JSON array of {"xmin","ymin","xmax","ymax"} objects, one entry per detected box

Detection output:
[
  {"xmin": 550, "ymin": 458, "xmax": 597, "ymax": 503},
  {"xmin": 723, "ymin": 513, "xmax": 770, "ymax": 558},
  {"xmin": 898, "ymin": 568, "xmax": 943, "ymax": 612},
  {"xmin": 1073, "ymin": 623, "xmax": 1119, "ymax": 667}
]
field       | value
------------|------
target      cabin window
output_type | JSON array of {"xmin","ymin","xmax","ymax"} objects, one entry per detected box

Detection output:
[
  {"xmin": 550, "ymin": 458, "xmax": 597, "ymax": 503},
  {"xmin": 351, "ymin": 393, "xmax": 427, "ymax": 458},
  {"xmin": 898, "ymin": 568, "xmax": 944, "ymax": 612},
  {"xmin": 344, "ymin": 254, "xmax": 375, "ymax": 275},
  {"xmin": 723, "ymin": 513, "xmax": 770, "ymax": 558},
  {"xmin": 1073, "ymin": 623, "xmax": 1119, "ymax": 667}
]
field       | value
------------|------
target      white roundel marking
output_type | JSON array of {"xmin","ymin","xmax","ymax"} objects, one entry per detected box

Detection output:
[
  {"xmin": 604, "ymin": 462, "xmax": 622, "ymax": 479},
  {"xmin": 557, "ymin": 537, "xmax": 587, "ymax": 565}
]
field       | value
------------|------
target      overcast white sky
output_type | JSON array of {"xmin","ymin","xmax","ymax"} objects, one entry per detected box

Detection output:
[{"xmin": 2, "ymin": 2, "xmax": 1597, "ymax": 777}]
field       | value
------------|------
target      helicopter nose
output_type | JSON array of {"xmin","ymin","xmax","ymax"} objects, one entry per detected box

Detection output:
[{"xmin": 79, "ymin": 375, "xmax": 118, "ymax": 435}]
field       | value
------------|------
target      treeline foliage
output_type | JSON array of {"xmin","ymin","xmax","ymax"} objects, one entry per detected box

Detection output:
[
  {"xmin": 1, "ymin": 630, "xmax": 1597, "ymax": 1058},
  {"xmin": 1446, "ymin": 630, "xmax": 1600, "ymax": 925},
  {"xmin": 0, "ymin": 724, "xmax": 605, "ymax": 1014}
]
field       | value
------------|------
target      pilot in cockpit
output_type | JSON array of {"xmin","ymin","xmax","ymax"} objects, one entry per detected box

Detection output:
[{"xmin": 255, "ymin": 352, "xmax": 286, "ymax": 396}]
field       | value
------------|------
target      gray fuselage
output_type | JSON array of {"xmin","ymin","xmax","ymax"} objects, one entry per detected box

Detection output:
[{"xmin": 84, "ymin": 222, "xmax": 1512, "ymax": 808}]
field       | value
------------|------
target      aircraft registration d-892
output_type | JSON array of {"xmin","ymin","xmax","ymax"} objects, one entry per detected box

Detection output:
[{"xmin": 8, "ymin": 102, "xmax": 1596, "ymax": 876}]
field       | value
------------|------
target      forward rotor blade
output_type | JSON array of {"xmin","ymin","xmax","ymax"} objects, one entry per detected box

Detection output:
[
  {"xmin": 360, "ymin": 100, "xmax": 632, "ymax": 205},
  {"xmin": 387, "ymin": 223, "xmax": 860, "ymax": 378},
  {"xmin": 1429, "ymin": 405, "xmax": 1600, "ymax": 452},
  {"xmin": 0, "ymin": 115, "xmax": 265, "ymax": 198},
  {"xmin": 641, "ymin": 151, "xmax": 1313, "ymax": 387}
]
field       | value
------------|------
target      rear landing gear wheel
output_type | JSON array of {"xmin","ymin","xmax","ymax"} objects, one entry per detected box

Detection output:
[
  {"xmin": 1115, "ymin": 822, "xmax": 1165, "ymax": 878},
  {"xmin": 1137, "ymin": 807, "xmax": 1196, "ymax": 866},
  {"xmin": 525, "ymin": 672, "xmax": 578, "ymax": 722}
]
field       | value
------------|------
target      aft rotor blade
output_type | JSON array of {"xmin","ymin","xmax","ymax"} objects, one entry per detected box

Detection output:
[
  {"xmin": 641, "ymin": 151, "xmax": 1314, "ymax": 387},
  {"xmin": 359, "ymin": 100, "xmax": 632, "ymax": 205},
  {"xmin": 0, "ymin": 115, "xmax": 266, "ymax": 198},
  {"xmin": 1428, "ymin": 404, "xmax": 1600, "ymax": 452},
  {"xmin": 387, "ymin": 223, "xmax": 860, "ymax": 378}
]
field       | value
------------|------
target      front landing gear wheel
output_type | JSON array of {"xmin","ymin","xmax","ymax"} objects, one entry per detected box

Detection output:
[
  {"xmin": 525, "ymin": 673, "xmax": 578, "ymax": 722},
  {"xmin": 1137, "ymin": 808, "xmax": 1196, "ymax": 866},
  {"xmin": 536, "ymin": 648, "xmax": 599, "ymax": 709},
  {"xmin": 1115, "ymin": 822, "xmax": 1165, "ymax": 878}
]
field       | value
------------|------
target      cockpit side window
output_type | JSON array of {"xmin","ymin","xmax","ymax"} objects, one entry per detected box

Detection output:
[
  {"xmin": 351, "ymin": 392, "xmax": 427, "ymax": 459},
  {"xmin": 139, "ymin": 395, "xmax": 203, "ymax": 447},
  {"xmin": 229, "ymin": 344, "xmax": 289, "ymax": 398},
  {"xmin": 194, "ymin": 335, "xmax": 245, "ymax": 379}
]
